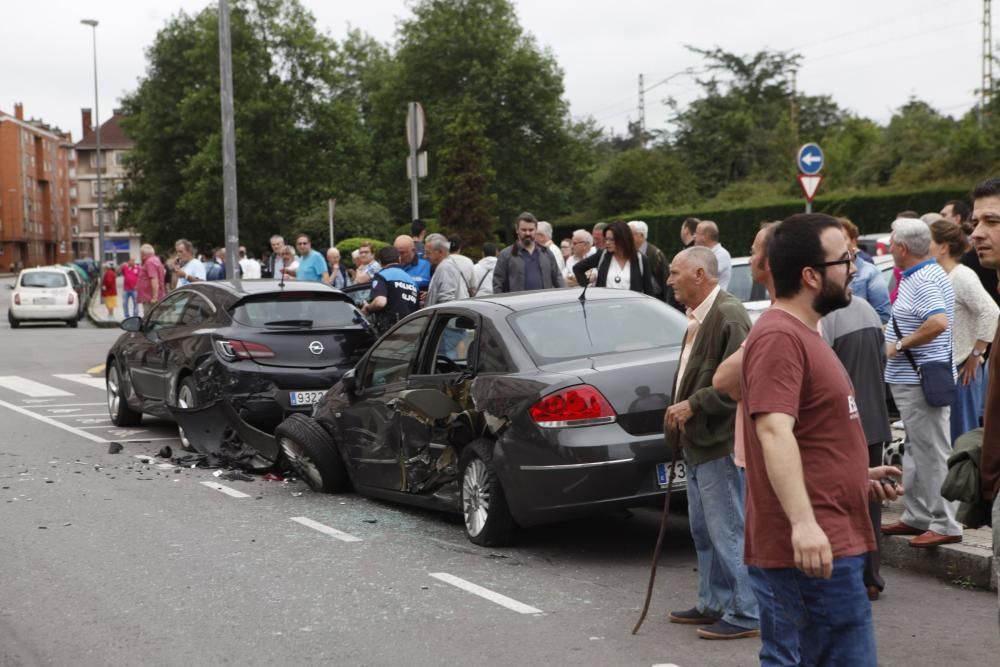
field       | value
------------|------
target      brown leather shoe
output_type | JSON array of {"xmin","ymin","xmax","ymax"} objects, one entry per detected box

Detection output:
[
  {"xmin": 909, "ymin": 531, "xmax": 962, "ymax": 548},
  {"xmin": 881, "ymin": 521, "xmax": 923, "ymax": 536}
]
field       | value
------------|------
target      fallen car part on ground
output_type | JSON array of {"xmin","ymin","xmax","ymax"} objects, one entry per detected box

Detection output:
[{"xmin": 169, "ymin": 400, "xmax": 279, "ymax": 472}]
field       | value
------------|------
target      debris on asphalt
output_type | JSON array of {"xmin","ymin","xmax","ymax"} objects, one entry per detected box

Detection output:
[
  {"xmin": 157, "ymin": 446, "xmax": 173, "ymax": 459},
  {"xmin": 219, "ymin": 470, "xmax": 254, "ymax": 482},
  {"xmin": 138, "ymin": 458, "xmax": 150, "ymax": 465},
  {"xmin": 107, "ymin": 442, "xmax": 123, "ymax": 454},
  {"xmin": 38, "ymin": 526, "xmax": 47, "ymax": 529},
  {"xmin": 488, "ymin": 553, "xmax": 510, "ymax": 559},
  {"xmin": 262, "ymin": 473, "xmax": 284, "ymax": 482},
  {"xmin": 291, "ymin": 492, "xmax": 303, "ymax": 497},
  {"xmin": 363, "ymin": 519, "xmax": 378, "ymax": 524}
]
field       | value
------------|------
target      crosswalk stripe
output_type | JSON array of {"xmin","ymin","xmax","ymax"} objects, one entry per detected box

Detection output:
[
  {"xmin": 53, "ymin": 374, "xmax": 106, "ymax": 391},
  {"xmin": 0, "ymin": 376, "xmax": 73, "ymax": 397}
]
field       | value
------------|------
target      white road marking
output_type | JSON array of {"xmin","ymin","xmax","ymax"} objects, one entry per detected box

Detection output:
[
  {"xmin": 200, "ymin": 482, "xmax": 251, "ymax": 498},
  {"xmin": 290, "ymin": 516, "xmax": 362, "ymax": 543},
  {"xmin": 53, "ymin": 373, "xmax": 107, "ymax": 391},
  {"xmin": 47, "ymin": 413, "xmax": 109, "ymax": 418},
  {"xmin": 47, "ymin": 408, "xmax": 83, "ymax": 414},
  {"xmin": 428, "ymin": 572, "xmax": 543, "ymax": 614},
  {"xmin": 132, "ymin": 455, "xmax": 176, "ymax": 470},
  {"xmin": 22, "ymin": 398, "xmax": 56, "ymax": 404},
  {"xmin": 0, "ymin": 376, "xmax": 73, "ymax": 398},
  {"xmin": 34, "ymin": 403, "xmax": 105, "ymax": 408},
  {"xmin": 651, "ymin": 664, "xmax": 682, "ymax": 667},
  {"xmin": 0, "ymin": 398, "xmax": 106, "ymax": 443}
]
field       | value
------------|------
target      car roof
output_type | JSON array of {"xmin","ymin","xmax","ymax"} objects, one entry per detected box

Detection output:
[
  {"xmin": 469, "ymin": 287, "xmax": 651, "ymax": 312},
  {"xmin": 23, "ymin": 266, "xmax": 72, "ymax": 274},
  {"xmin": 181, "ymin": 279, "xmax": 354, "ymax": 305}
]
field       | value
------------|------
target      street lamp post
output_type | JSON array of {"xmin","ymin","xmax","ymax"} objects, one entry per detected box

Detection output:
[{"xmin": 80, "ymin": 18, "xmax": 105, "ymax": 263}]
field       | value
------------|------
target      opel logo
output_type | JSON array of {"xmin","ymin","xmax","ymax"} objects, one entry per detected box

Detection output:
[{"xmin": 308, "ymin": 341, "xmax": 324, "ymax": 355}]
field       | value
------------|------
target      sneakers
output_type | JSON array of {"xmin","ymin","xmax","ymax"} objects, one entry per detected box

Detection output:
[
  {"xmin": 697, "ymin": 620, "xmax": 761, "ymax": 640},
  {"xmin": 668, "ymin": 607, "xmax": 720, "ymax": 625}
]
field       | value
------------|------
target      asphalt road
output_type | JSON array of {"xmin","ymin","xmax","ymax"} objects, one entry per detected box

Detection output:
[{"xmin": 1, "ymin": 275, "xmax": 997, "ymax": 666}]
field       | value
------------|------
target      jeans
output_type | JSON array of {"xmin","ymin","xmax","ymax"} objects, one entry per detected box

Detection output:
[
  {"xmin": 122, "ymin": 289, "xmax": 138, "ymax": 318},
  {"xmin": 686, "ymin": 455, "xmax": 759, "ymax": 629},
  {"xmin": 951, "ymin": 360, "xmax": 987, "ymax": 444},
  {"xmin": 749, "ymin": 555, "xmax": 876, "ymax": 667}
]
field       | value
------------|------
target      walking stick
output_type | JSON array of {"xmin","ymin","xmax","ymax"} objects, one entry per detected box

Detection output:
[{"xmin": 632, "ymin": 431, "xmax": 680, "ymax": 635}]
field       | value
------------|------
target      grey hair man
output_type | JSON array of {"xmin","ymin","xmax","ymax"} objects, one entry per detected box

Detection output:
[
  {"xmin": 423, "ymin": 233, "xmax": 469, "ymax": 306},
  {"xmin": 564, "ymin": 229, "xmax": 593, "ymax": 285},
  {"xmin": 629, "ymin": 220, "xmax": 668, "ymax": 302},
  {"xmin": 268, "ymin": 234, "xmax": 285, "ymax": 279},
  {"xmin": 882, "ymin": 217, "xmax": 960, "ymax": 547},
  {"xmin": 535, "ymin": 220, "xmax": 566, "ymax": 273},
  {"xmin": 137, "ymin": 243, "xmax": 165, "ymax": 312},
  {"xmin": 694, "ymin": 221, "xmax": 732, "ymax": 291},
  {"xmin": 665, "ymin": 244, "xmax": 758, "ymax": 639}
]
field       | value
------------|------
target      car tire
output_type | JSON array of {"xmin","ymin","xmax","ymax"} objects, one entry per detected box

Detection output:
[
  {"xmin": 106, "ymin": 362, "xmax": 142, "ymax": 427},
  {"xmin": 175, "ymin": 377, "xmax": 199, "ymax": 452},
  {"xmin": 274, "ymin": 414, "xmax": 349, "ymax": 493},
  {"xmin": 8, "ymin": 312, "xmax": 19, "ymax": 329},
  {"xmin": 459, "ymin": 439, "xmax": 517, "ymax": 547},
  {"xmin": 67, "ymin": 318, "xmax": 78, "ymax": 328}
]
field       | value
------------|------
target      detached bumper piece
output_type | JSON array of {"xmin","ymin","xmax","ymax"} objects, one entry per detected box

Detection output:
[{"xmin": 169, "ymin": 399, "xmax": 280, "ymax": 472}]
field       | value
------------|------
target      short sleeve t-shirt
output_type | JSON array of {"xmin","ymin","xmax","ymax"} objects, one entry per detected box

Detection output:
[
  {"xmin": 370, "ymin": 267, "xmax": 418, "ymax": 324},
  {"xmin": 296, "ymin": 250, "xmax": 328, "ymax": 282},
  {"xmin": 741, "ymin": 308, "xmax": 875, "ymax": 569}
]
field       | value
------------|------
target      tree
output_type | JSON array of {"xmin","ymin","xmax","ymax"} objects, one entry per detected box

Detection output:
[
  {"xmin": 435, "ymin": 97, "xmax": 498, "ymax": 248},
  {"xmin": 595, "ymin": 148, "xmax": 697, "ymax": 215},
  {"xmin": 364, "ymin": 0, "xmax": 595, "ymax": 226},
  {"xmin": 117, "ymin": 0, "xmax": 376, "ymax": 252}
]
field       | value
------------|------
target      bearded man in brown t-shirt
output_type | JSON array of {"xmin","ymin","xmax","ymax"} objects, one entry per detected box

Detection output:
[{"xmin": 741, "ymin": 214, "xmax": 902, "ymax": 666}]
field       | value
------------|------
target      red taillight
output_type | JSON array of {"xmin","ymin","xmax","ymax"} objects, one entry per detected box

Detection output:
[
  {"xmin": 875, "ymin": 242, "xmax": 888, "ymax": 256},
  {"xmin": 529, "ymin": 385, "xmax": 617, "ymax": 428},
  {"xmin": 13, "ymin": 293, "xmax": 20, "ymax": 305},
  {"xmin": 68, "ymin": 293, "xmax": 75, "ymax": 305},
  {"xmin": 215, "ymin": 339, "xmax": 276, "ymax": 361}
]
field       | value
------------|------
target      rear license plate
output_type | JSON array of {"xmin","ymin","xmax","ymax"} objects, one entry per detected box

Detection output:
[
  {"xmin": 289, "ymin": 390, "xmax": 325, "ymax": 406},
  {"xmin": 34, "ymin": 297, "xmax": 55, "ymax": 305},
  {"xmin": 656, "ymin": 461, "xmax": 686, "ymax": 487}
]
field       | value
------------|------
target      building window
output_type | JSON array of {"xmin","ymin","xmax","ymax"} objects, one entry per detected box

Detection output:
[{"xmin": 114, "ymin": 151, "xmax": 129, "ymax": 167}]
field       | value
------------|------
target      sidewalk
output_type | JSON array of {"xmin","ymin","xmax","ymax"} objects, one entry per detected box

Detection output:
[
  {"xmin": 880, "ymin": 499, "xmax": 996, "ymax": 591},
  {"xmin": 87, "ymin": 275, "xmax": 136, "ymax": 328}
]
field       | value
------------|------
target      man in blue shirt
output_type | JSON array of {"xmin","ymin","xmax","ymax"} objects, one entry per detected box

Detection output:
[
  {"xmin": 393, "ymin": 234, "xmax": 431, "ymax": 291},
  {"xmin": 292, "ymin": 233, "xmax": 330, "ymax": 283}
]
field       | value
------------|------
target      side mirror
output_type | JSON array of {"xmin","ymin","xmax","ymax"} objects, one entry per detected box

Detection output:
[
  {"xmin": 120, "ymin": 316, "xmax": 143, "ymax": 333},
  {"xmin": 340, "ymin": 369, "xmax": 356, "ymax": 394}
]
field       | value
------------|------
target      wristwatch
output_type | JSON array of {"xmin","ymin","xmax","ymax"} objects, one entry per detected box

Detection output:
[
  {"xmin": 895, "ymin": 340, "xmax": 904, "ymax": 352},
  {"xmin": 972, "ymin": 348, "xmax": 984, "ymax": 358}
]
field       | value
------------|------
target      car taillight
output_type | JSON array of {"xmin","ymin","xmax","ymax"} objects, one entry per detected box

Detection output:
[
  {"xmin": 215, "ymin": 339, "xmax": 276, "ymax": 361},
  {"xmin": 68, "ymin": 293, "xmax": 75, "ymax": 304},
  {"xmin": 876, "ymin": 242, "xmax": 888, "ymax": 256},
  {"xmin": 13, "ymin": 293, "xmax": 20, "ymax": 305},
  {"xmin": 529, "ymin": 385, "xmax": 617, "ymax": 428}
]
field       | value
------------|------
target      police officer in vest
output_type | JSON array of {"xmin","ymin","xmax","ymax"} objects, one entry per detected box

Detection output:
[{"xmin": 362, "ymin": 246, "xmax": 419, "ymax": 335}]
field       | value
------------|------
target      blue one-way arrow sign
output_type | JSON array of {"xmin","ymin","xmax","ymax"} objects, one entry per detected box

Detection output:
[{"xmin": 797, "ymin": 143, "xmax": 824, "ymax": 175}]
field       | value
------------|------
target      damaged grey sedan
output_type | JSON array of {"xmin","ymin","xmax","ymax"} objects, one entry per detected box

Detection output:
[{"xmin": 275, "ymin": 288, "xmax": 689, "ymax": 546}]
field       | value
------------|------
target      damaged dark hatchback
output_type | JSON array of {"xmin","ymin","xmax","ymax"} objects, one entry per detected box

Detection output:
[
  {"xmin": 274, "ymin": 288, "xmax": 689, "ymax": 546},
  {"xmin": 105, "ymin": 281, "xmax": 377, "ymax": 449}
]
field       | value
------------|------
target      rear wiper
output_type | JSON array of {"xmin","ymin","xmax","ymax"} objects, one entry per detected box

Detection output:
[{"xmin": 263, "ymin": 319, "xmax": 313, "ymax": 328}]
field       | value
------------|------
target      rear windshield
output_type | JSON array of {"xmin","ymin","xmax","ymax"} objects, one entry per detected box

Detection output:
[
  {"xmin": 20, "ymin": 271, "xmax": 68, "ymax": 288},
  {"xmin": 231, "ymin": 293, "xmax": 360, "ymax": 328},
  {"xmin": 509, "ymin": 298, "xmax": 687, "ymax": 364}
]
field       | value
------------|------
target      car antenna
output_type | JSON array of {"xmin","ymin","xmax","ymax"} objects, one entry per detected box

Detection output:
[{"xmin": 578, "ymin": 281, "xmax": 590, "ymax": 303}]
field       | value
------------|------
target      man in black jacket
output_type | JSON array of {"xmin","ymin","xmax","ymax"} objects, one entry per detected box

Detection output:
[
  {"xmin": 629, "ymin": 220, "xmax": 667, "ymax": 301},
  {"xmin": 493, "ymin": 212, "xmax": 564, "ymax": 293}
]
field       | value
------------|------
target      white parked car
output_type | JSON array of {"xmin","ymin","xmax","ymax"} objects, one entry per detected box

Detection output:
[{"xmin": 8, "ymin": 268, "xmax": 80, "ymax": 328}]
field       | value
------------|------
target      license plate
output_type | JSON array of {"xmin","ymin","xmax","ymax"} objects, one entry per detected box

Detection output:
[
  {"xmin": 34, "ymin": 297, "xmax": 55, "ymax": 305},
  {"xmin": 289, "ymin": 390, "xmax": 325, "ymax": 406},
  {"xmin": 656, "ymin": 461, "xmax": 687, "ymax": 487}
]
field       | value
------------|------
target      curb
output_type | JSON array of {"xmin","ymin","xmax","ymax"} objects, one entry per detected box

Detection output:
[
  {"xmin": 85, "ymin": 289, "xmax": 122, "ymax": 329},
  {"xmin": 879, "ymin": 533, "xmax": 996, "ymax": 592}
]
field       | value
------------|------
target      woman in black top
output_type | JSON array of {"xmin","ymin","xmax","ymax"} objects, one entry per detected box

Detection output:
[{"xmin": 572, "ymin": 220, "xmax": 655, "ymax": 295}]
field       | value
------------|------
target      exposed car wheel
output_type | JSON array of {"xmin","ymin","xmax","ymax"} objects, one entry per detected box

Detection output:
[
  {"xmin": 274, "ymin": 414, "xmax": 349, "ymax": 493},
  {"xmin": 8, "ymin": 311, "xmax": 19, "ymax": 329},
  {"xmin": 459, "ymin": 439, "xmax": 517, "ymax": 547},
  {"xmin": 175, "ymin": 377, "xmax": 198, "ymax": 452},
  {"xmin": 107, "ymin": 362, "xmax": 142, "ymax": 427},
  {"xmin": 67, "ymin": 318, "xmax": 78, "ymax": 328}
]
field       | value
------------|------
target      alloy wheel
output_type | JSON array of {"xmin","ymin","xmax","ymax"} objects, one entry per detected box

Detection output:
[
  {"xmin": 462, "ymin": 458, "xmax": 491, "ymax": 537},
  {"xmin": 106, "ymin": 366, "xmax": 120, "ymax": 419},
  {"xmin": 176, "ymin": 384, "xmax": 194, "ymax": 450},
  {"xmin": 279, "ymin": 436, "xmax": 324, "ymax": 490}
]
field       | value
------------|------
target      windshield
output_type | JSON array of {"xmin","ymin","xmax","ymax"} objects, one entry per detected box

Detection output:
[
  {"xmin": 20, "ymin": 271, "xmax": 68, "ymax": 288},
  {"xmin": 231, "ymin": 293, "xmax": 361, "ymax": 328},
  {"xmin": 509, "ymin": 298, "xmax": 687, "ymax": 364}
]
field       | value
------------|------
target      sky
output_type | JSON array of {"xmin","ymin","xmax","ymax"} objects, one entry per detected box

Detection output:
[{"xmin": 1, "ymin": 0, "xmax": 991, "ymax": 142}]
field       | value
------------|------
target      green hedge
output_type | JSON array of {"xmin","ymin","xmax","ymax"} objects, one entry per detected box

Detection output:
[{"xmin": 553, "ymin": 187, "xmax": 969, "ymax": 260}]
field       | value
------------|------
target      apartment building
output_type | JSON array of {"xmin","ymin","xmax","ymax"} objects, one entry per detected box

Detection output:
[
  {"xmin": 0, "ymin": 103, "xmax": 76, "ymax": 269},
  {"xmin": 74, "ymin": 108, "xmax": 140, "ymax": 264}
]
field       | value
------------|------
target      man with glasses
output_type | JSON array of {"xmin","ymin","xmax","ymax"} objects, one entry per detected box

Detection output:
[
  {"xmin": 292, "ymin": 233, "xmax": 330, "ymax": 284},
  {"xmin": 741, "ymin": 213, "xmax": 901, "ymax": 664},
  {"xmin": 881, "ymin": 218, "xmax": 960, "ymax": 548}
]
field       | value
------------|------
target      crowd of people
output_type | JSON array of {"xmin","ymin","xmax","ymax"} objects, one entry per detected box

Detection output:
[{"xmin": 105, "ymin": 182, "xmax": 1000, "ymax": 662}]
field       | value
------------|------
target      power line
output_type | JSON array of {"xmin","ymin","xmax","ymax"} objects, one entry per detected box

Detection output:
[
  {"xmin": 788, "ymin": 0, "xmax": 961, "ymax": 53},
  {"xmin": 806, "ymin": 18, "xmax": 978, "ymax": 64}
]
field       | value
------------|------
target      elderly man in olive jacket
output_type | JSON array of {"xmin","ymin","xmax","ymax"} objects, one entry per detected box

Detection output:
[{"xmin": 663, "ymin": 246, "xmax": 759, "ymax": 640}]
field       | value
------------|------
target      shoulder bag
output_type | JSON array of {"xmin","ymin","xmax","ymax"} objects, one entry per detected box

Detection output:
[{"xmin": 891, "ymin": 317, "xmax": 955, "ymax": 407}]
